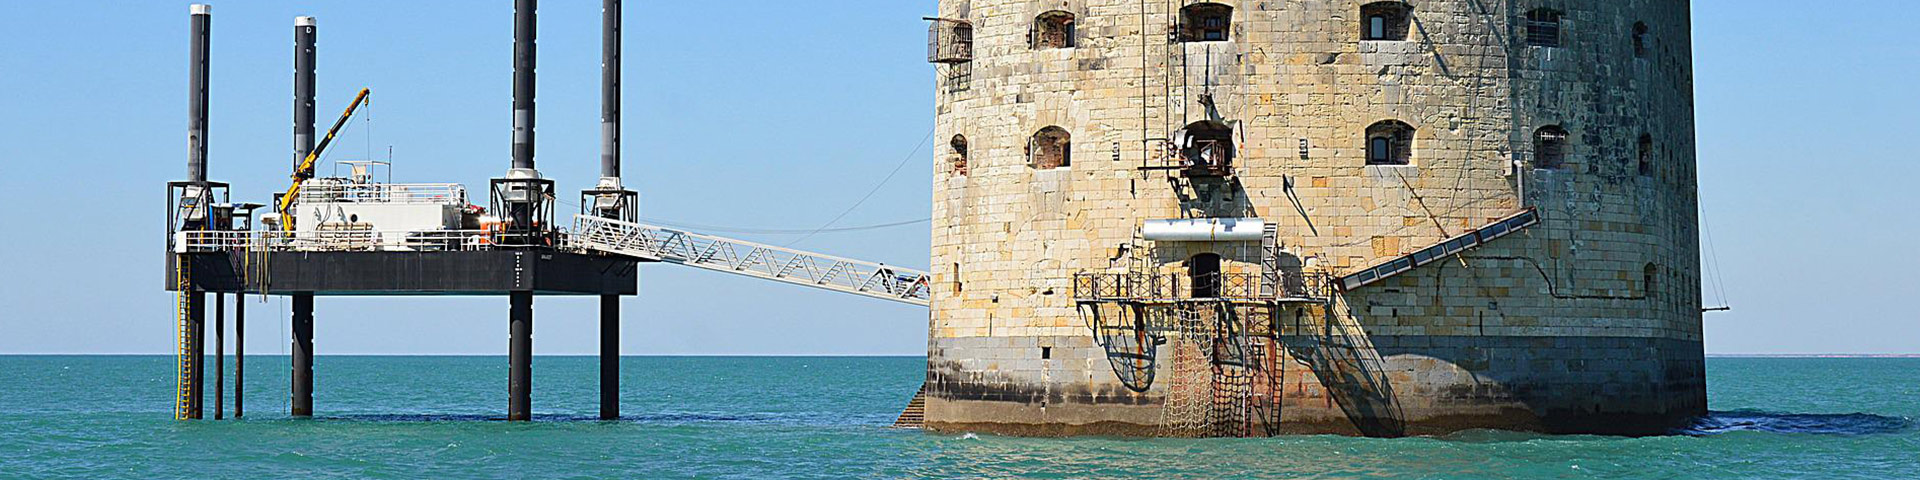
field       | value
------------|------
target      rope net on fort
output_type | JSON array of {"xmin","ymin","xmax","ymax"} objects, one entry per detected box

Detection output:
[
  {"xmin": 1107, "ymin": 301, "xmax": 1281, "ymax": 438},
  {"xmin": 1077, "ymin": 279, "xmax": 1297, "ymax": 437}
]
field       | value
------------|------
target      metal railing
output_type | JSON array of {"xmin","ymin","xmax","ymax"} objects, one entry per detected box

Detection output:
[
  {"xmin": 1073, "ymin": 271, "xmax": 1329, "ymax": 302},
  {"xmin": 926, "ymin": 18, "xmax": 973, "ymax": 64},
  {"xmin": 175, "ymin": 229, "xmax": 501, "ymax": 253},
  {"xmin": 296, "ymin": 182, "xmax": 467, "ymax": 205},
  {"xmin": 569, "ymin": 215, "xmax": 930, "ymax": 306}
]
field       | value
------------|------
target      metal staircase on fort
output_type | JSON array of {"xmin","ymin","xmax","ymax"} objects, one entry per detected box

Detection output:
[{"xmin": 891, "ymin": 384, "xmax": 928, "ymax": 429}]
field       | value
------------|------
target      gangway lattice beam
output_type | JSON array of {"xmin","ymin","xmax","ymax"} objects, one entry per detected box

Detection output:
[
  {"xmin": 570, "ymin": 216, "xmax": 931, "ymax": 306},
  {"xmin": 1338, "ymin": 208, "xmax": 1539, "ymax": 291}
]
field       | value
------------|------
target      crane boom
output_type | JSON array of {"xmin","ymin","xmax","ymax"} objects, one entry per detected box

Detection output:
[{"xmin": 276, "ymin": 88, "xmax": 371, "ymax": 231}]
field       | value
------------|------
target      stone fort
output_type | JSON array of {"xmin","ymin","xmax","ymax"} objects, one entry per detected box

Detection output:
[{"xmin": 921, "ymin": 0, "xmax": 1704, "ymax": 436}]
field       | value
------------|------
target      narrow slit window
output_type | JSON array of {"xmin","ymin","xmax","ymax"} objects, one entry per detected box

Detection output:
[
  {"xmin": 1180, "ymin": 3, "xmax": 1233, "ymax": 42},
  {"xmin": 1525, "ymin": 8, "xmax": 1562, "ymax": 48},
  {"xmin": 1643, "ymin": 263, "xmax": 1658, "ymax": 298},
  {"xmin": 1637, "ymin": 133, "xmax": 1653, "ymax": 177},
  {"xmin": 1632, "ymin": 21, "xmax": 1649, "ymax": 58},
  {"xmin": 1360, "ymin": 2, "xmax": 1412, "ymax": 41},
  {"xmin": 950, "ymin": 134, "xmax": 970, "ymax": 175}
]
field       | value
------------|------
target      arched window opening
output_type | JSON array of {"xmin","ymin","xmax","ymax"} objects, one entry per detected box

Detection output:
[
  {"xmin": 1525, "ymin": 8, "xmax": 1562, "ymax": 48},
  {"xmin": 1360, "ymin": 2, "xmax": 1412, "ymax": 41},
  {"xmin": 1533, "ymin": 125, "xmax": 1569, "ymax": 169},
  {"xmin": 1029, "ymin": 126, "xmax": 1072, "ymax": 169},
  {"xmin": 1366, "ymin": 120, "xmax": 1415, "ymax": 165},
  {"xmin": 1175, "ymin": 120, "xmax": 1235, "ymax": 175},
  {"xmin": 1643, "ymin": 263, "xmax": 1659, "ymax": 298},
  {"xmin": 950, "ymin": 134, "xmax": 970, "ymax": 175},
  {"xmin": 1032, "ymin": 11, "xmax": 1076, "ymax": 49},
  {"xmin": 1180, "ymin": 3, "xmax": 1233, "ymax": 42},
  {"xmin": 1632, "ymin": 21, "xmax": 1649, "ymax": 58},
  {"xmin": 1188, "ymin": 253, "xmax": 1222, "ymax": 298},
  {"xmin": 1637, "ymin": 134, "xmax": 1653, "ymax": 177}
]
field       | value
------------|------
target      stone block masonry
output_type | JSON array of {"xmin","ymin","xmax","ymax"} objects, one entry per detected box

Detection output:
[{"xmin": 925, "ymin": 0, "xmax": 1704, "ymax": 436}]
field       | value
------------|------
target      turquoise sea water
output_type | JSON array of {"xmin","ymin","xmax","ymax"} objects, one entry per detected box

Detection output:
[{"xmin": 0, "ymin": 356, "xmax": 1914, "ymax": 479}]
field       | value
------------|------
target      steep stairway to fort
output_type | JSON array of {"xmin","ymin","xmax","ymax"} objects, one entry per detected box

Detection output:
[{"xmin": 892, "ymin": 384, "xmax": 928, "ymax": 429}]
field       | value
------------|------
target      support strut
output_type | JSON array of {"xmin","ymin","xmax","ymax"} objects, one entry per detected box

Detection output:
[
  {"xmin": 508, "ymin": 292, "xmax": 534, "ymax": 421},
  {"xmin": 291, "ymin": 293, "xmax": 314, "ymax": 417},
  {"xmin": 191, "ymin": 291, "xmax": 205, "ymax": 419},
  {"xmin": 600, "ymin": 294, "xmax": 619, "ymax": 420},
  {"xmin": 215, "ymin": 294, "xmax": 224, "ymax": 419},
  {"xmin": 235, "ymin": 294, "xmax": 244, "ymax": 418}
]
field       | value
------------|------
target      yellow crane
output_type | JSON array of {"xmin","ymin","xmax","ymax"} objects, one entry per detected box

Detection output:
[{"xmin": 276, "ymin": 88, "xmax": 370, "ymax": 231}]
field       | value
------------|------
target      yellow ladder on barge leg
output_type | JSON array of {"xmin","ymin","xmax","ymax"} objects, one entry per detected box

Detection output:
[{"xmin": 174, "ymin": 258, "xmax": 196, "ymax": 420}]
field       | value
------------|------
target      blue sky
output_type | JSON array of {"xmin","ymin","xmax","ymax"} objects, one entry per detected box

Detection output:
[{"xmin": 0, "ymin": 1, "xmax": 1913, "ymax": 355}]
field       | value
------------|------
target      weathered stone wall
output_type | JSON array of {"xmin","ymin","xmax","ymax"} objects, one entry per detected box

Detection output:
[{"xmin": 927, "ymin": 0, "xmax": 1703, "ymax": 436}]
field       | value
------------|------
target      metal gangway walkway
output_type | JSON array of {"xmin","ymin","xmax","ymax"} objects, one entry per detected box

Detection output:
[{"xmin": 569, "ymin": 215, "xmax": 931, "ymax": 306}]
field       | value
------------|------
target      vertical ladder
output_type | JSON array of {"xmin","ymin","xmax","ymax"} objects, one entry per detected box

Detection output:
[
  {"xmin": 173, "ymin": 258, "xmax": 195, "ymax": 420},
  {"xmin": 1259, "ymin": 223, "xmax": 1279, "ymax": 298}
]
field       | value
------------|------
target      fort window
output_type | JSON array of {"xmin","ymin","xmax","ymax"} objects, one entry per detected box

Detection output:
[
  {"xmin": 950, "ymin": 134, "xmax": 970, "ymax": 175},
  {"xmin": 944, "ymin": 62, "xmax": 972, "ymax": 93},
  {"xmin": 926, "ymin": 18, "xmax": 973, "ymax": 63},
  {"xmin": 1179, "ymin": 3, "xmax": 1233, "ymax": 42},
  {"xmin": 1643, "ymin": 263, "xmax": 1658, "ymax": 297},
  {"xmin": 1028, "ymin": 126, "xmax": 1072, "ymax": 169},
  {"xmin": 1533, "ymin": 125, "xmax": 1569, "ymax": 169},
  {"xmin": 1188, "ymin": 253, "xmax": 1222, "ymax": 298},
  {"xmin": 1032, "ymin": 11, "xmax": 1076, "ymax": 49},
  {"xmin": 1366, "ymin": 120, "xmax": 1415, "ymax": 165},
  {"xmin": 1632, "ymin": 21, "xmax": 1648, "ymax": 58},
  {"xmin": 1637, "ymin": 133, "xmax": 1653, "ymax": 176},
  {"xmin": 1176, "ymin": 120, "xmax": 1235, "ymax": 173},
  {"xmin": 1360, "ymin": 2, "xmax": 1412, "ymax": 41},
  {"xmin": 1525, "ymin": 8, "xmax": 1562, "ymax": 48}
]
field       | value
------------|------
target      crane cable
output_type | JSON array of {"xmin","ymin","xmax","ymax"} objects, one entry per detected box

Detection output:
[{"xmin": 783, "ymin": 126, "xmax": 936, "ymax": 247}]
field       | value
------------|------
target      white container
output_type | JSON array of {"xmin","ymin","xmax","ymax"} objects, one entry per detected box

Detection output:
[{"xmin": 1141, "ymin": 218, "xmax": 1265, "ymax": 242}]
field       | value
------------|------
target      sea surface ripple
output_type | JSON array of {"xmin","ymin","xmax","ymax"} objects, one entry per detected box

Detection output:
[{"xmin": 0, "ymin": 356, "xmax": 1914, "ymax": 479}]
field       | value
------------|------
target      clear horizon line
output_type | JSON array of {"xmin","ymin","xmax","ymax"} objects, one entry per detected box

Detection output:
[
  {"xmin": 5, "ymin": 353, "xmax": 1920, "ymax": 358},
  {"xmin": 0, "ymin": 353, "xmax": 931, "ymax": 357}
]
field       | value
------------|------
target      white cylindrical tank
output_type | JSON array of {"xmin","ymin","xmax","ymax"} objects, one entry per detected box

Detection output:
[{"xmin": 1141, "ymin": 218, "xmax": 1265, "ymax": 242}]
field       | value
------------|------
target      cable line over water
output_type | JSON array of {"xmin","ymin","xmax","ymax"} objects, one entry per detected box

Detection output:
[{"xmin": 783, "ymin": 126, "xmax": 936, "ymax": 247}]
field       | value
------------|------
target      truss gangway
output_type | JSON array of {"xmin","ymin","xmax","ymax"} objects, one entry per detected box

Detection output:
[
  {"xmin": 1337, "ymin": 208, "xmax": 1540, "ymax": 291},
  {"xmin": 569, "ymin": 215, "xmax": 931, "ymax": 306}
]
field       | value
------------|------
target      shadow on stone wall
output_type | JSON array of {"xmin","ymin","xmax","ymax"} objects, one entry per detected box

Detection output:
[
  {"xmin": 1280, "ymin": 296, "xmax": 1409, "ymax": 437},
  {"xmin": 1081, "ymin": 303, "xmax": 1159, "ymax": 393},
  {"xmin": 1079, "ymin": 298, "xmax": 1413, "ymax": 437}
]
